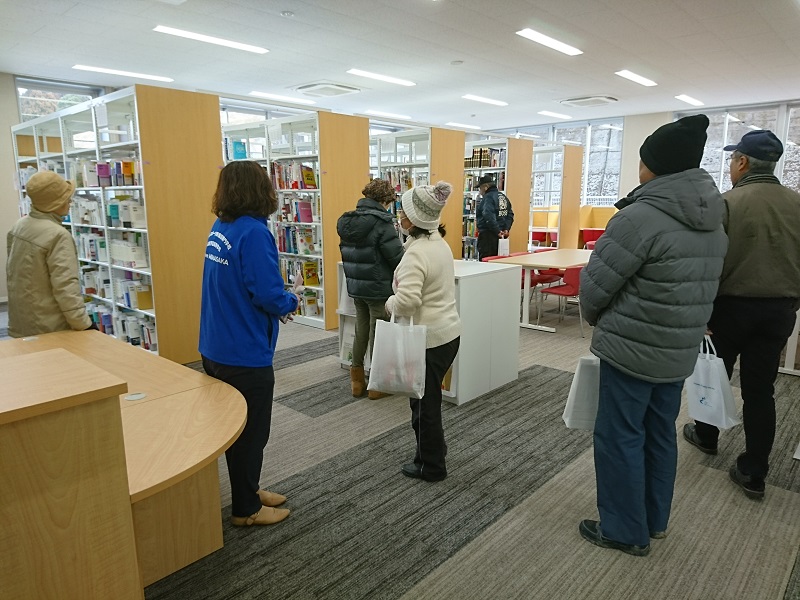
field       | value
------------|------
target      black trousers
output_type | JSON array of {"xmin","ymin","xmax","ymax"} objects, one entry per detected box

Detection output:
[
  {"xmin": 410, "ymin": 337, "xmax": 461, "ymax": 479},
  {"xmin": 694, "ymin": 296, "xmax": 798, "ymax": 479},
  {"xmin": 477, "ymin": 231, "xmax": 499, "ymax": 261},
  {"xmin": 202, "ymin": 356, "xmax": 275, "ymax": 518}
]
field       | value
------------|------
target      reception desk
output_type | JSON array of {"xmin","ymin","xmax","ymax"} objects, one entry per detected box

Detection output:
[{"xmin": 0, "ymin": 331, "xmax": 247, "ymax": 589}]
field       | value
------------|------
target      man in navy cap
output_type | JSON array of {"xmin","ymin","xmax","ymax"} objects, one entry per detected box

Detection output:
[
  {"xmin": 475, "ymin": 174, "xmax": 513, "ymax": 259},
  {"xmin": 684, "ymin": 129, "xmax": 800, "ymax": 500}
]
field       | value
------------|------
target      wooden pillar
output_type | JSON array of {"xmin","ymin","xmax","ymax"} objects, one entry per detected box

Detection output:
[
  {"xmin": 505, "ymin": 138, "xmax": 534, "ymax": 254},
  {"xmin": 430, "ymin": 127, "xmax": 466, "ymax": 258},
  {"xmin": 558, "ymin": 145, "xmax": 583, "ymax": 249}
]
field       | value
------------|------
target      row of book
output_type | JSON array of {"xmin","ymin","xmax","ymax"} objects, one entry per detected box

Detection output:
[
  {"xmin": 109, "ymin": 237, "xmax": 149, "ymax": 269},
  {"xmin": 77, "ymin": 159, "xmax": 142, "ymax": 188},
  {"xmin": 85, "ymin": 302, "xmax": 157, "ymax": 351},
  {"xmin": 78, "ymin": 232, "xmax": 108, "ymax": 263},
  {"xmin": 279, "ymin": 257, "xmax": 321, "ymax": 287},
  {"xmin": 275, "ymin": 193, "xmax": 318, "ymax": 223},
  {"xmin": 463, "ymin": 219, "xmax": 477, "ymax": 237},
  {"xmin": 271, "ymin": 161, "xmax": 317, "ymax": 190},
  {"xmin": 383, "ymin": 168, "xmax": 428, "ymax": 193},
  {"xmin": 462, "ymin": 239, "xmax": 479, "ymax": 260},
  {"xmin": 67, "ymin": 194, "xmax": 146, "ymax": 229},
  {"xmin": 81, "ymin": 265, "xmax": 153, "ymax": 310},
  {"xmin": 275, "ymin": 224, "xmax": 320, "ymax": 255},
  {"xmin": 463, "ymin": 171, "xmax": 506, "ymax": 192},
  {"xmin": 465, "ymin": 147, "xmax": 506, "ymax": 169}
]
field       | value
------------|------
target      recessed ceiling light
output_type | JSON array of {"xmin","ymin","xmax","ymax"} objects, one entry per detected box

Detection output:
[
  {"xmin": 249, "ymin": 91, "xmax": 316, "ymax": 105},
  {"xmin": 614, "ymin": 70, "xmax": 657, "ymax": 87},
  {"xmin": 446, "ymin": 122, "xmax": 482, "ymax": 130},
  {"xmin": 346, "ymin": 69, "xmax": 415, "ymax": 87},
  {"xmin": 280, "ymin": 11, "xmax": 294, "ymax": 17},
  {"xmin": 515, "ymin": 133, "xmax": 541, "ymax": 139},
  {"xmin": 462, "ymin": 94, "xmax": 508, "ymax": 107},
  {"xmin": 675, "ymin": 94, "xmax": 704, "ymax": 106},
  {"xmin": 515, "ymin": 28, "xmax": 582, "ymax": 56},
  {"xmin": 72, "ymin": 64, "xmax": 174, "ymax": 82},
  {"xmin": 538, "ymin": 110, "xmax": 571, "ymax": 120},
  {"xmin": 153, "ymin": 25, "xmax": 268, "ymax": 54},
  {"xmin": 365, "ymin": 110, "xmax": 412, "ymax": 120}
]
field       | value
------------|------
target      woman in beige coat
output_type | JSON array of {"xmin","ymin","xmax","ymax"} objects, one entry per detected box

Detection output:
[{"xmin": 7, "ymin": 171, "xmax": 92, "ymax": 337}]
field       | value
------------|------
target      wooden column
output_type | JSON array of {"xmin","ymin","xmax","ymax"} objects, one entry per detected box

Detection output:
[
  {"xmin": 505, "ymin": 138, "xmax": 534, "ymax": 254},
  {"xmin": 0, "ymin": 349, "xmax": 142, "ymax": 599},
  {"xmin": 558, "ymin": 145, "xmax": 583, "ymax": 250},
  {"xmin": 318, "ymin": 111, "xmax": 370, "ymax": 330},
  {"xmin": 430, "ymin": 127, "xmax": 466, "ymax": 258}
]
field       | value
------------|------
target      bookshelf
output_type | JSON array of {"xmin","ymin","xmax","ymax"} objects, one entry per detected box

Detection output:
[
  {"xmin": 370, "ymin": 126, "xmax": 431, "ymax": 214},
  {"xmin": 223, "ymin": 111, "xmax": 369, "ymax": 330},
  {"xmin": 528, "ymin": 141, "xmax": 583, "ymax": 250},
  {"xmin": 11, "ymin": 85, "xmax": 222, "ymax": 363}
]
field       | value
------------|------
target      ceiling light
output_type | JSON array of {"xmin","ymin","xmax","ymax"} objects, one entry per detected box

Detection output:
[
  {"xmin": 515, "ymin": 133, "xmax": 541, "ymax": 139},
  {"xmin": 73, "ymin": 64, "xmax": 174, "ymax": 82},
  {"xmin": 365, "ymin": 110, "xmax": 412, "ymax": 120},
  {"xmin": 153, "ymin": 25, "xmax": 268, "ymax": 54},
  {"xmin": 675, "ymin": 94, "xmax": 704, "ymax": 106},
  {"xmin": 615, "ymin": 70, "xmax": 657, "ymax": 87},
  {"xmin": 726, "ymin": 114, "xmax": 741, "ymax": 122},
  {"xmin": 538, "ymin": 110, "xmax": 571, "ymax": 120},
  {"xmin": 249, "ymin": 91, "xmax": 316, "ymax": 105},
  {"xmin": 280, "ymin": 11, "xmax": 294, "ymax": 17},
  {"xmin": 346, "ymin": 69, "xmax": 415, "ymax": 87},
  {"xmin": 462, "ymin": 94, "xmax": 508, "ymax": 107},
  {"xmin": 515, "ymin": 28, "xmax": 582, "ymax": 56},
  {"xmin": 446, "ymin": 122, "xmax": 481, "ymax": 130}
]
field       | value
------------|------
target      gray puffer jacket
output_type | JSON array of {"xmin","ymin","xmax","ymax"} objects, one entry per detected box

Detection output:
[
  {"xmin": 580, "ymin": 168, "xmax": 728, "ymax": 383},
  {"xmin": 337, "ymin": 197, "xmax": 404, "ymax": 300}
]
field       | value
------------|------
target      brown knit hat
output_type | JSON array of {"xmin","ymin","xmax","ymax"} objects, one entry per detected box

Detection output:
[
  {"xmin": 362, "ymin": 178, "xmax": 395, "ymax": 204},
  {"xmin": 26, "ymin": 171, "xmax": 75, "ymax": 213}
]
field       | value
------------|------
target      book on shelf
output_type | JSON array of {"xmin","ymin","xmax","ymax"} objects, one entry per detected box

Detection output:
[
  {"xmin": 302, "ymin": 261, "xmax": 320, "ymax": 286},
  {"xmin": 302, "ymin": 289, "xmax": 319, "ymax": 316},
  {"xmin": 301, "ymin": 165, "xmax": 317, "ymax": 189},
  {"xmin": 296, "ymin": 200, "xmax": 314, "ymax": 223},
  {"xmin": 232, "ymin": 141, "xmax": 247, "ymax": 160}
]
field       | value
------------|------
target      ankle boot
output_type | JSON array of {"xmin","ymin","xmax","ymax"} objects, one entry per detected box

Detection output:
[
  {"xmin": 368, "ymin": 390, "xmax": 391, "ymax": 400},
  {"xmin": 350, "ymin": 366, "xmax": 366, "ymax": 397}
]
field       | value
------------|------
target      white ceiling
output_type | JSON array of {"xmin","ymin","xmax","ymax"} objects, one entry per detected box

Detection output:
[{"xmin": 2, "ymin": 0, "xmax": 800, "ymax": 130}]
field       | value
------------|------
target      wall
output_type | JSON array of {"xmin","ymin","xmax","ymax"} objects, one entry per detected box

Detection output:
[
  {"xmin": 0, "ymin": 72, "xmax": 20, "ymax": 301},
  {"xmin": 618, "ymin": 112, "xmax": 672, "ymax": 197}
]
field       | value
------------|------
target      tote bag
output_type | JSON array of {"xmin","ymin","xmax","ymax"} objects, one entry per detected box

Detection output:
[
  {"xmin": 497, "ymin": 237, "xmax": 510, "ymax": 257},
  {"xmin": 563, "ymin": 355, "xmax": 600, "ymax": 430},
  {"xmin": 367, "ymin": 314, "xmax": 427, "ymax": 399},
  {"xmin": 686, "ymin": 336, "xmax": 740, "ymax": 429}
]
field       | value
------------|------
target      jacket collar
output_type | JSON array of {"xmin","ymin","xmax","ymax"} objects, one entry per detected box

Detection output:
[
  {"xmin": 29, "ymin": 207, "xmax": 65, "ymax": 224},
  {"xmin": 733, "ymin": 172, "xmax": 781, "ymax": 189}
]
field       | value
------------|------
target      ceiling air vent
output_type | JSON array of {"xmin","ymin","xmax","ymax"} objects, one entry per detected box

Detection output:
[
  {"xmin": 559, "ymin": 96, "xmax": 618, "ymax": 108},
  {"xmin": 294, "ymin": 82, "xmax": 361, "ymax": 97}
]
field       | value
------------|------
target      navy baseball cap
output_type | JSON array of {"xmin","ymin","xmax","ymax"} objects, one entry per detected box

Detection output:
[
  {"xmin": 724, "ymin": 130, "xmax": 783, "ymax": 161},
  {"xmin": 474, "ymin": 174, "xmax": 495, "ymax": 189}
]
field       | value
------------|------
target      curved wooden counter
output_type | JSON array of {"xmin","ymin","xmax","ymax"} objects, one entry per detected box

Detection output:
[{"xmin": 0, "ymin": 330, "xmax": 247, "ymax": 586}]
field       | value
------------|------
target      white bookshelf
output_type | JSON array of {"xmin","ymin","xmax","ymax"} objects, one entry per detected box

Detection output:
[
  {"xmin": 370, "ymin": 127, "xmax": 431, "ymax": 214},
  {"xmin": 462, "ymin": 136, "xmax": 509, "ymax": 261}
]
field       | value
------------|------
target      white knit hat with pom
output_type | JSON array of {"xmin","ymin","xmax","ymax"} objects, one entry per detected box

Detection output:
[{"xmin": 400, "ymin": 181, "xmax": 452, "ymax": 230}]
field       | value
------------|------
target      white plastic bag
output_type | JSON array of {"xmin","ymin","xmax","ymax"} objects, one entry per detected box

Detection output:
[
  {"xmin": 563, "ymin": 355, "xmax": 600, "ymax": 430},
  {"xmin": 497, "ymin": 237, "xmax": 510, "ymax": 257},
  {"xmin": 367, "ymin": 314, "xmax": 427, "ymax": 399},
  {"xmin": 686, "ymin": 335, "xmax": 740, "ymax": 429}
]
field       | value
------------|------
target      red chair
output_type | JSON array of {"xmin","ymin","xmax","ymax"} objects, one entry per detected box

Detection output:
[
  {"xmin": 537, "ymin": 266, "xmax": 585, "ymax": 337},
  {"xmin": 531, "ymin": 231, "xmax": 547, "ymax": 246},
  {"xmin": 586, "ymin": 241, "xmax": 596, "ymax": 250},
  {"xmin": 582, "ymin": 228, "xmax": 605, "ymax": 248},
  {"xmin": 483, "ymin": 252, "xmax": 561, "ymax": 287}
]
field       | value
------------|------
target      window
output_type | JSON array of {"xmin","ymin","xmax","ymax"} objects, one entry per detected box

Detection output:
[
  {"xmin": 782, "ymin": 106, "xmax": 800, "ymax": 192},
  {"xmin": 16, "ymin": 77, "xmax": 103, "ymax": 122}
]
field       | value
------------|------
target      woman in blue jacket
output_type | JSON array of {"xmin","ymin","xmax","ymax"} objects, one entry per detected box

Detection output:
[{"xmin": 199, "ymin": 161, "xmax": 299, "ymax": 527}]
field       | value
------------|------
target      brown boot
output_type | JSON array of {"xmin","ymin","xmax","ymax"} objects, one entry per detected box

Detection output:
[
  {"xmin": 351, "ymin": 366, "xmax": 367, "ymax": 397},
  {"xmin": 368, "ymin": 390, "xmax": 391, "ymax": 400}
]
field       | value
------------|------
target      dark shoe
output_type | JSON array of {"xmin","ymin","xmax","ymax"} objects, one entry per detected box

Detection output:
[
  {"xmin": 578, "ymin": 520, "xmax": 650, "ymax": 557},
  {"xmin": 729, "ymin": 465, "xmax": 765, "ymax": 500},
  {"xmin": 650, "ymin": 530, "xmax": 667, "ymax": 539},
  {"xmin": 401, "ymin": 463, "xmax": 446, "ymax": 482},
  {"xmin": 682, "ymin": 424, "xmax": 718, "ymax": 455}
]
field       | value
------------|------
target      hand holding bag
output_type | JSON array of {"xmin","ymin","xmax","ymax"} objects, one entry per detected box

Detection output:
[
  {"xmin": 563, "ymin": 355, "xmax": 600, "ymax": 430},
  {"xmin": 367, "ymin": 313, "xmax": 427, "ymax": 399},
  {"xmin": 686, "ymin": 335, "xmax": 740, "ymax": 429}
]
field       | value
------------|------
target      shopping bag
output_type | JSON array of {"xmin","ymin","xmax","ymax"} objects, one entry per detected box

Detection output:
[
  {"xmin": 497, "ymin": 237, "xmax": 510, "ymax": 257},
  {"xmin": 686, "ymin": 336, "xmax": 740, "ymax": 429},
  {"xmin": 563, "ymin": 355, "xmax": 600, "ymax": 430},
  {"xmin": 367, "ymin": 314, "xmax": 427, "ymax": 399}
]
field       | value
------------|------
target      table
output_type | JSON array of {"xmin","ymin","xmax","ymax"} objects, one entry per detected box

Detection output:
[
  {"xmin": 491, "ymin": 249, "xmax": 593, "ymax": 332},
  {"xmin": 0, "ymin": 331, "xmax": 247, "ymax": 587}
]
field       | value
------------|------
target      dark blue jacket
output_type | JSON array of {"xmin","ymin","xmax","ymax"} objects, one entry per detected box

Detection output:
[
  {"xmin": 476, "ymin": 185, "xmax": 514, "ymax": 235},
  {"xmin": 337, "ymin": 197, "xmax": 404, "ymax": 299},
  {"xmin": 199, "ymin": 215, "xmax": 298, "ymax": 368}
]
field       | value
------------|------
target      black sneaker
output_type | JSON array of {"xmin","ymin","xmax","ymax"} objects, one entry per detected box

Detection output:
[
  {"xmin": 578, "ymin": 520, "xmax": 650, "ymax": 556},
  {"xmin": 682, "ymin": 424, "xmax": 718, "ymax": 455},
  {"xmin": 729, "ymin": 465, "xmax": 765, "ymax": 500}
]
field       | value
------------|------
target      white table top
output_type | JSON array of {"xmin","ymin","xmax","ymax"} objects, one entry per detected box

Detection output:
[
  {"xmin": 491, "ymin": 249, "xmax": 593, "ymax": 269},
  {"xmin": 454, "ymin": 259, "xmax": 520, "ymax": 278}
]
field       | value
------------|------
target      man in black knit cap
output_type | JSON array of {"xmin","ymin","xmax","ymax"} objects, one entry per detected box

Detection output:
[
  {"xmin": 684, "ymin": 130, "xmax": 800, "ymax": 501},
  {"xmin": 577, "ymin": 115, "xmax": 728, "ymax": 556}
]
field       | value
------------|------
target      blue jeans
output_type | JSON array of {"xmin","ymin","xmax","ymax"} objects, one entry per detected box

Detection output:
[{"xmin": 594, "ymin": 360, "xmax": 683, "ymax": 547}]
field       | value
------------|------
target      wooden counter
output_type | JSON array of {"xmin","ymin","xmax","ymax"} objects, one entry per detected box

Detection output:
[{"xmin": 0, "ymin": 331, "xmax": 247, "ymax": 587}]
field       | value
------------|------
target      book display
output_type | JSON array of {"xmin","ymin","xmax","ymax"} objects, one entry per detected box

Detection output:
[
  {"xmin": 11, "ymin": 85, "xmax": 222, "ymax": 363},
  {"xmin": 223, "ymin": 111, "xmax": 369, "ymax": 329},
  {"xmin": 529, "ymin": 141, "xmax": 583, "ymax": 250},
  {"xmin": 462, "ymin": 137, "xmax": 509, "ymax": 261},
  {"xmin": 370, "ymin": 127, "xmax": 431, "ymax": 214}
]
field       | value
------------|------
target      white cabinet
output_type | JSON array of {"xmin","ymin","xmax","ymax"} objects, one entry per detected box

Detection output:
[{"xmin": 337, "ymin": 260, "xmax": 520, "ymax": 405}]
